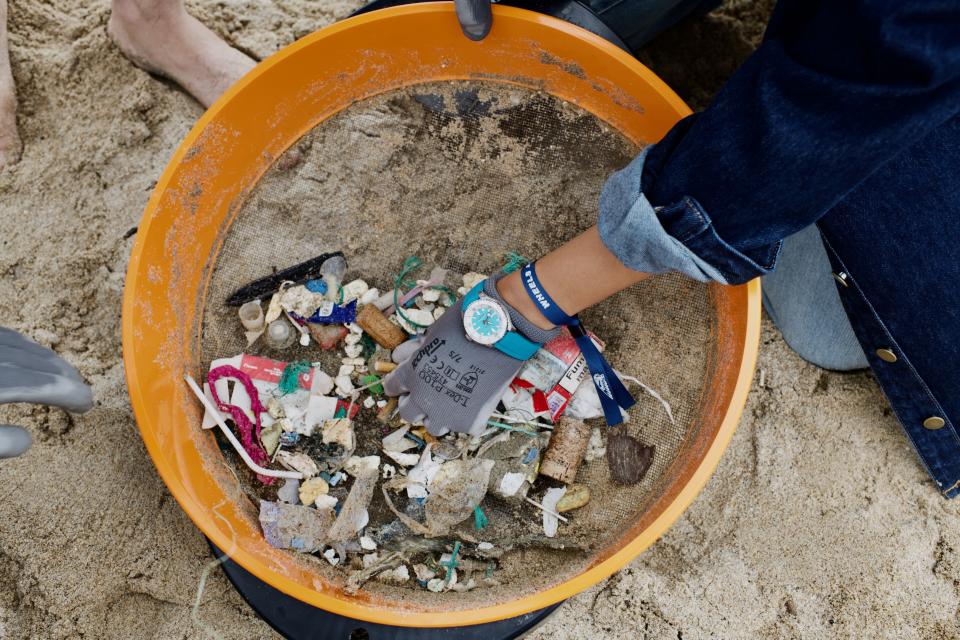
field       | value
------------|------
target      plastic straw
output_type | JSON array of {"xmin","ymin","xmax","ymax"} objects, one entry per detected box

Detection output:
[{"xmin": 185, "ymin": 374, "xmax": 303, "ymax": 480}]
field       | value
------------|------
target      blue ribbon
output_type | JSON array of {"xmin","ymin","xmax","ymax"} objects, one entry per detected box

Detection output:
[{"xmin": 520, "ymin": 262, "xmax": 635, "ymax": 426}]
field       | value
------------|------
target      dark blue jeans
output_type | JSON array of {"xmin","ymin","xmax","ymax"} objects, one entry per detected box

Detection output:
[{"xmin": 601, "ymin": 1, "xmax": 960, "ymax": 495}]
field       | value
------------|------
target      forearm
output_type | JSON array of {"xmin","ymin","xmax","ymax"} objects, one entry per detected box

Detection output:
[{"xmin": 496, "ymin": 226, "xmax": 649, "ymax": 330}]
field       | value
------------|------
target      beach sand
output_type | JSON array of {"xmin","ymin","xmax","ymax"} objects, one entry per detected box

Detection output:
[{"xmin": 1, "ymin": 1, "xmax": 958, "ymax": 638}]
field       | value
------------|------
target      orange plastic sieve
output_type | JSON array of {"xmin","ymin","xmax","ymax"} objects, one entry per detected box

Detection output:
[{"xmin": 122, "ymin": 3, "xmax": 760, "ymax": 628}]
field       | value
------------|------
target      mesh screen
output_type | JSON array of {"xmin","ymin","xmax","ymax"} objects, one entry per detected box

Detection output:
[{"xmin": 199, "ymin": 80, "xmax": 714, "ymax": 608}]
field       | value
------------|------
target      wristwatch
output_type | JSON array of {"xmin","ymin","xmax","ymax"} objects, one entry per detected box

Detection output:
[{"xmin": 461, "ymin": 282, "xmax": 541, "ymax": 360}]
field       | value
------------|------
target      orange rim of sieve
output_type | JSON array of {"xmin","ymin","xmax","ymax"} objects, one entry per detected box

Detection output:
[{"xmin": 122, "ymin": 3, "xmax": 760, "ymax": 628}]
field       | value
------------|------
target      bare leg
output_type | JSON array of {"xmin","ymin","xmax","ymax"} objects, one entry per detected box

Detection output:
[
  {"xmin": 109, "ymin": 0, "xmax": 255, "ymax": 108},
  {"xmin": 0, "ymin": 0, "xmax": 22, "ymax": 169}
]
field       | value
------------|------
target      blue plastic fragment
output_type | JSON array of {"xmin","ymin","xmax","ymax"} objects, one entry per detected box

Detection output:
[
  {"xmin": 403, "ymin": 432, "xmax": 426, "ymax": 448},
  {"xmin": 305, "ymin": 298, "xmax": 357, "ymax": 324},
  {"xmin": 522, "ymin": 446, "xmax": 539, "ymax": 465},
  {"xmin": 279, "ymin": 432, "xmax": 300, "ymax": 447},
  {"xmin": 414, "ymin": 497, "xmax": 427, "ymax": 506},
  {"xmin": 305, "ymin": 279, "xmax": 328, "ymax": 294}
]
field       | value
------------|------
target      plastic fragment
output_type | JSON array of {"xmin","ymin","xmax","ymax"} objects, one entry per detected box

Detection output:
[
  {"xmin": 277, "ymin": 478, "xmax": 300, "ymax": 504},
  {"xmin": 362, "ymin": 397, "xmax": 375, "ymax": 409},
  {"xmin": 322, "ymin": 418, "xmax": 356, "ymax": 451},
  {"xmin": 334, "ymin": 375, "xmax": 354, "ymax": 395},
  {"xmin": 264, "ymin": 319, "xmax": 296, "ymax": 350},
  {"xmin": 359, "ymin": 374, "xmax": 383, "ymax": 395},
  {"xmin": 384, "ymin": 450, "xmax": 420, "ymax": 467},
  {"xmin": 377, "ymin": 565, "xmax": 410, "ymax": 584},
  {"xmin": 314, "ymin": 494, "xmax": 338, "ymax": 511},
  {"xmin": 474, "ymin": 506, "xmax": 489, "ymax": 530},
  {"xmin": 258, "ymin": 500, "xmax": 333, "ymax": 552},
  {"xmin": 556, "ymin": 484, "xmax": 590, "ymax": 512},
  {"xmin": 327, "ymin": 460, "xmax": 379, "ymax": 543},
  {"xmin": 342, "ymin": 279, "xmax": 369, "ymax": 302},
  {"xmin": 345, "ymin": 455, "xmax": 381, "ymax": 478},
  {"xmin": 319, "ymin": 255, "xmax": 347, "ymax": 302},
  {"xmin": 260, "ymin": 423, "xmax": 282, "ymax": 456},
  {"xmin": 377, "ymin": 396, "xmax": 398, "ymax": 423},
  {"xmin": 323, "ymin": 548, "xmax": 340, "ymax": 566},
  {"xmin": 276, "ymin": 451, "xmax": 319, "ymax": 477},
  {"xmin": 359, "ymin": 535, "xmax": 377, "ymax": 551},
  {"xmin": 541, "ymin": 487, "xmax": 567, "ymax": 538},
  {"xmin": 298, "ymin": 476, "xmax": 330, "ymax": 506},
  {"xmin": 382, "ymin": 426, "xmax": 416, "ymax": 452},
  {"xmin": 477, "ymin": 542, "xmax": 493, "ymax": 551},
  {"xmin": 308, "ymin": 324, "xmax": 348, "ymax": 350},
  {"xmin": 360, "ymin": 287, "xmax": 380, "ymax": 305},
  {"xmin": 305, "ymin": 279, "xmax": 328, "ymax": 294},
  {"xmin": 424, "ymin": 459, "xmax": 494, "ymax": 535},
  {"xmin": 395, "ymin": 308, "xmax": 435, "ymax": 334},
  {"xmin": 606, "ymin": 433, "xmax": 655, "ymax": 485}
]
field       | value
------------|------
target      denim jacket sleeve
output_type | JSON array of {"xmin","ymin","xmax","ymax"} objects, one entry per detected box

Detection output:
[{"xmin": 600, "ymin": 0, "xmax": 960, "ymax": 286}]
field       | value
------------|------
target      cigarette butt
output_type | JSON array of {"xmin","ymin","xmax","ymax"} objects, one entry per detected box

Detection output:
[
  {"xmin": 356, "ymin": 304, "xmax": 408, "ymax": 349},
  {"xmin": 539, "ymin": 417, "xmax": 591, "ymax": 484},
  {"xmin": 374, "ymin": 360, "xmax": 398, "ymax": 374}
]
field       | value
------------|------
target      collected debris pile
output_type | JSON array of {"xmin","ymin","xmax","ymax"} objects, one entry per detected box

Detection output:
[{"xmin": 188, "ymin": 252, "xmax": 668, "ymax": 594}]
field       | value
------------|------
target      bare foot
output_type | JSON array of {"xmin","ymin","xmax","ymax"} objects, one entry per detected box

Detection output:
[
  {"xmin": 0, "ymin": 0, "xmax": 22, "ymax": 170},
  {"xmin": 108, "ymin": 0, "xmax": 255, "ymax": 108}
]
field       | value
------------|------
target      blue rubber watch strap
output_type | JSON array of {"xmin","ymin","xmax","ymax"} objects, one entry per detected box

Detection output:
[{"xmin": 461, "ymin": 282, "xmax": 541, "ymax": 360}]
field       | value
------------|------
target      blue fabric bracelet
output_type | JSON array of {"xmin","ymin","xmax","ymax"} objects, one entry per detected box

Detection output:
[{"xmin": 520, "ymin": 262, "xmax": 636, "ymax": 426}]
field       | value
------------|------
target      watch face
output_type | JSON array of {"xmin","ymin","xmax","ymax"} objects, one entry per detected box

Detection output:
[{"xmin": 463, "ymin": 298, "xmax": 509, "ymax": 345}]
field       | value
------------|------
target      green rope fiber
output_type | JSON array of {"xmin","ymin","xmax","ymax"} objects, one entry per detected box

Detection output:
[
  {"xmin": 473, "ymin": 506, "xmax": 489, "ymax": 530},
  {"xmin": 393, "ymin": 256, "xmax": 431, "ymax": 330},
  {"xmin": 502, "ymin": 251, "xmax": 530, "ymax": 274}
]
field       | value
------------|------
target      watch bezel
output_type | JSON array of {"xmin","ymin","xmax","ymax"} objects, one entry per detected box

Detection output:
[{"xmin": 463, "ymin": 295, "xmax": 511, "ymax": 345}]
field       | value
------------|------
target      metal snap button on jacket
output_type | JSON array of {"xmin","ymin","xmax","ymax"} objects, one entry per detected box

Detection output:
[
  {"xmin": 831, "ymin": 271, "xmax": 850, "ymax": 287},
  {"xmin": 924, "ymin": 416, "xmax": 946, "ymax": 430},
  {"xmin": 876, "ymin": 348, "xmax": 897, "ymax": 363}
]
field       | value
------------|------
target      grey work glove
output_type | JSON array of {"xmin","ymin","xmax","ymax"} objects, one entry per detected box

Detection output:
[
  {"xmin": 0, "ymin": 328, "xmax": 94, "ymax": 458},
  {"xmin": 384, "ymin": 273, "xmax": 558, "ymax": 437}
]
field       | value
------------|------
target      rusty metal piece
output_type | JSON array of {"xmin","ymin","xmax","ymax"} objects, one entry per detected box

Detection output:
[
  {"xmin": 356, "ymin": 304, "xmax": 408, "ymax": 349},
  {"xmin": 539, "ymin": 417, "xmax": 591, "ymax": 484}
]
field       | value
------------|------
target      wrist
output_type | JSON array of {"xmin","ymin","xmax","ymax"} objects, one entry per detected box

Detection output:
[{"xmin": 496, "ymin": 271, "xmax": 556, "ymax": 331}]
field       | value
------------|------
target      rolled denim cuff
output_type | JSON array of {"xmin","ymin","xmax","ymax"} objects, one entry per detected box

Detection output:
[{"xmin": 598, "ymin": 147, "xmax": 781, "ymax": 285}]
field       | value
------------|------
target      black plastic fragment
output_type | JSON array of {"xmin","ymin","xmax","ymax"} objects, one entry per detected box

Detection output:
[{"xmin": 225, "ymin": 251, "xmax": 344, "ymax": 307}]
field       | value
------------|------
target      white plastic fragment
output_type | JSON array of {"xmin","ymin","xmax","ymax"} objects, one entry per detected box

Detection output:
[
  {"xmin": 276, "ymin": 451, "xmax": 320, "ymax": 477},
  {"xmin": 498, "ymin": 472, "xmax": 526, "ymax": 498},
  {"xmin": 359, "ymin": 536, "xmax": 377, "ymax": 551},
  {"xmin": 346, "ymin": 322, "xmax": 364, "ymax": 334},
  {"xmin": 376, "ymin": 399, "xmax": 388, "ymax": 408},
  {"xmin": 310, "ymin": 370, "xmax": 334, "ymax": 396},
  {"xmin": 477, "ymin": 542, "xmax": 494, "ymax": 551},
  {"xmin": 344, "ymin": 333, "xmax": 362, "ymax": 346},
  {"xmin": 421, "ymin": 288, "xmax": 441, "ymax": 303},
  {"xmin": 584, "ymin": 427, "xmax": 607, "ymax": 462},
  {"xmin": 280, "ymin": 284, "xmax": 328, "ymax": 317},
  {"xmin": 360, "ymin": 287, "xmax": 380, "ymax": 305},
  {"xmin": 299, "ymin": 476, "xmax": 329, "ymax": 505},
  {"xmin": 541, "ymin": 487, "xmax": 567, "ymax": 538},
  {"xmin": 344, "ymin": 343, "xmax": 364, "ymax": 358},
  {"xmin": 362, "ymin": 396, "xmax": 375, "ymax": 409},
  {"xmin": 323, "ymin": 548, "xmax": 340, "ymax": 566},
  {"xmin": 314, "ymin": 494, "xmax": 338, "ymax": 510},
  {"xmin": 342, "ymin": 357, "xmax": 365, "ymax": 366},
  {"xmin": 413, "ymin": 564, "xmax": 436, "ymax": 582},
  {"xmin": 335, "ymin": 375, "xmax": 355, "ymax": 395},
  {"xmin": 342, "ymin": 279, "xmax": 370, "ymax": 302},
  {"xmin": 345, "ymin": 455, "xmax": 381, "ymax": 478},
  {"xmin": 382, "ymin": 426, "xmax": 417, "ymax": 452},
  {"xmin": 277, "ymin": 478, "xmax": 300, "ymax": 504},
  {"xmin": 406, "ymin": 445, "xmax": 442, "ymax": 500},
  {"xmin": 396, "ymin": 308, "xmax": 435, "ymax": 334},
  {"xmin": 377, "ymin": 565, "xmax": 410, "ymax": 584},
  {"xmin": 384, "ymin": 450, "xmax": 421, "ymax": 468}
]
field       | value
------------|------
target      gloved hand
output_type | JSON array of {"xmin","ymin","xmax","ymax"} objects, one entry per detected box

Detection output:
[
  {"xmin": 384, "ymin": 272, "xmax": 558, "ymax": 437},
  {"xmin": 0, "ymin": 327, "xmax": 94, "ymax": 458},
  {"xmin": 454, "ymin": 0, "xmax": 492, "ymax": 40}
]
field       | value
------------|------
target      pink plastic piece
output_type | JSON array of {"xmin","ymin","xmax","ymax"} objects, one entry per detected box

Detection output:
[{"xmin": 207, "ymin": 364, "xmax": 274, "ymax": 484}]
